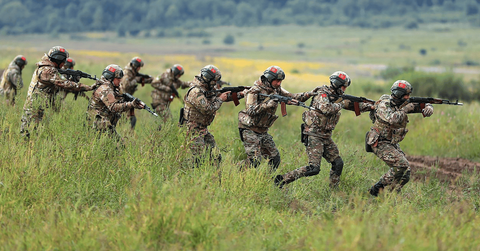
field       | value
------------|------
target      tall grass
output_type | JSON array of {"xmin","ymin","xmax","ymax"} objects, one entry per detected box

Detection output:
[{"xmin": 0, "ymin": 49, "xmax": 479, "ymax": 250}]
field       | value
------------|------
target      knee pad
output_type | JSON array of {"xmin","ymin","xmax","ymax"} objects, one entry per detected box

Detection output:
[
  {"xmin": 331, "ymin": 157, "xmax": 344, "ymax": 177},
  {"xmin": 268, "ymin": 155, "xmax": 281, "ymax": 170},
  {"xmin": 304, "ymin": 165, "xmax": 320, "ymax": 177},
  {"xmin": 399, "ymin": 169, "xmax": 411, "ymax": 186},
  {"xmin": 130, "ymin": 116, "xmax": 137, "ymax": 128}
]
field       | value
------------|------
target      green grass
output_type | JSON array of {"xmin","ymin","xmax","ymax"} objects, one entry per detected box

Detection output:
[{"xmin": 1, "ymin": 26, "xmax": 480, "ymax": 250}]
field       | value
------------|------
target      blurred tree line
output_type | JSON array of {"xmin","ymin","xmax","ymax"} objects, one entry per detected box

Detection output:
[{"xmin": 1, "ymin": 0, "xmax": 480, "ymax": 35}]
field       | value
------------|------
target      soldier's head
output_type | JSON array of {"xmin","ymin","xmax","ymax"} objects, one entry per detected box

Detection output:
[
  {"xmin": 14, "ymin": 55, "xmax": 27, "ymax": 69},
  {"xmin": 200, "ymin": 65, "xmax": 221, "ymax": 89},
  {"xmin": 390, "ymin": 80, "xmax": 413, "ymax": 105},
  {"xmin": 64, "ymin": 58, "xmax": 76, "ymax": 69},
  {"xmin": 102, "ymin": 64, "xmax": 124, "ymax": 87},
  {"xmin": 329, "ymin": 71, "xmax": 351, "ymax": 95},
  {"xmin": 130, "ymin": 57, "xmax": 144, "ymax": 71},
  {"xmin": 171, "ymin": 64, "xmax": 185, "ymax": 79},
  {"xmin": 261, "ymin": 66, "xmax": 285, "ymax": 88},
  {"xmin": 47, "ymin": 46, "xmax": 69, "ymax": 67}
]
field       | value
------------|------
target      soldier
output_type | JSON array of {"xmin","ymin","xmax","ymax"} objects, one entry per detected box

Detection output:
[
  {"xmin": 367, "ymin": 80, "xmax": 434, "ymax": 196},
  {"xmin": 20, "ymin": 46, "xmax": 94, "ymax": 138},
  {"xmin": 274, "ymin": 71, "xmax": 374, "ymax": 189},
  {"xmin": 119, "ymin": 57, "xmax": 154, "ymax": 130},
  {"xmin": 87, "ymin": 64, "xmax": 145, "ymax": 140},
  {"xmin": 151, "ymin": 64, "xmax": 192, "ymax": 128},
  {"xmin": 180, "ymin": 65, "xmax": 242, "ymax": 167},
  {"xmin": 237, "ymin": 66, "xmax": 314, "ymax": 171},
  {"xmin": 0, "ymin": 55, "xmax": 27, "ymax": 106}
]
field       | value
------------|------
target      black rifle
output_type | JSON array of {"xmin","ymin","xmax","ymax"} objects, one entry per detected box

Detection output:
[
  {"xmin": 136, "ymin": 72, "xmax": 151, "ymax": 86},
  {"xmin": 123, "ymin": 93, "xmax": 158, "ymax": 117},
  {"xmin": 329, "ymin": 94, "xmax": 376, "ymax": 116},
  {"xmin": 206, "ymin": 86, "xmax": 250, "ymax": 106},
  {"xmin": 259, "ymin": 93, "xmax": 314, "ymax": 116},
  {"xmin": 58, "ymin": 68, "xmax": 98, "ymax": 100},
  {"xmin": 169, "ymin": 84, "xmax": 183, "ymax": 103},
  {"xmin": 404, "ymin": 97, "xmax": 463, "ymax": 117}
]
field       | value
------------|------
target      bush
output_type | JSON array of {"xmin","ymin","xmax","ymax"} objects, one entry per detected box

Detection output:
[
  {"xmin": 379, "ymin": 65, "xmax": 415, "ymax": 80},
  {"xmin": 223, "ymin": 34, "xmax": 235, "ymax": 45}
]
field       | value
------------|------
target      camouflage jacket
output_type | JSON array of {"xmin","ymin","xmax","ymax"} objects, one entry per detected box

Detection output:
[
  {"xmin": 23, "ymin": 56, "xmax": 89, "ymax": 111},
  {"xmin": 238, "ymin": 79, "xmax": 311, "ymax": 133},
  {"xmin": 182, "ymin": 76, "xmax": 233, "ymax": 129},
  {"xmin": 119, "ymin": 65, "xmax": 153, "ymax": 95},
  {"xmin": 367, "ymin": 94, "xmax": 427, "ymax": 145},
  {"xmin": 87, "ymin": 76, "xmax": 136, "ymax": 130},
  {"xmin": 0, "ymin": 61, "xmax": 23, "ymax": 95},
  {"xmin": 151, "ymin": 68, "xmax": 192, "ymax": 106},
  {"xmin": 303, "ymin": 85, "xmax": 372, "ymax": 135}
]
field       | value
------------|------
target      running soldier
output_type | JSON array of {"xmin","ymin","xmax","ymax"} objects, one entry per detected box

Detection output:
[
  {"xmin": 0, "ymin": 55, "xmax": 27, "ymax": 106},
  {"xmin": 119, "ymin": 57, "xmax": 154, "ymax": 130},
  {"xmin": 367, "ymin": 80, "xmax": 434, "ymax": 196},
  {"xmin": 274, "ymin": 71, "xmax": 374, "ymax": 189},
  {"xmin": 180, "ymin": 65, "xmax": 243, "ymax": 167},
  {"xmin": 151, "ymin": 64, "xmax": 192, "ymax": 129},
  {"xmin": 20, "ymin": 46, "xmax": 94, "ymax": 138},
  {"xmin": 237, "ymin": 66, "xmax": 314, "ymax": 171},
  {"xmin": 87, "ymin": 64, "xmax": 145, "ymax": 140}
]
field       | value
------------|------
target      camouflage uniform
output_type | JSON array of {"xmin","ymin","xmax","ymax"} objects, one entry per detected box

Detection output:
[
  {"xmin": 238, "ymin": 78, "xmax": 312, "ymax": 170},
  {"xmin": 119, "ymin": 64, "xmax": 153, "ymax": 128},
  {"xmin": 278, "ymin": 85, "xmax": 373, "ymax": 187},
  {"xmin": 56, "ymin": 58, "xmax": 88, "ymax": 107},
  {"xmin": 151, "ymin": 68, "xmax": 192, "ymax": 121},
  {"xmin": 87, "ymin": 76, "xmax": 138, "ymax": 139},
  {"xmin": 181, "ymin": 76, "xmax": 238, "ymax": 167},
  {"xmin": 20, "ymin": 55, "xmax": 92, "ymax": 137},
  {"xmin": 0, "ymin": 61, "xmax": 24, "ymax": 106},
  {"xmin": 367, "ymin": 94, "xmax": 432, "ymax": 195}
]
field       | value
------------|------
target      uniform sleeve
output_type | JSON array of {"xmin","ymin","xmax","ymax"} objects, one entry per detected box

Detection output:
[
  {"xmin": 278, "ymin": 87, "xmax": 311, "ymax": 102},
  {"xmin": 342, "ymin": 99, "xmax": 375, "ymax": 113},
  {"xmin": 311, "ymin": 92, "xmax": 343, "ymax": 115},
  {"xmin": 9, "ymin": 70, "xmax": 23, "ymax": 89},
  {"xmin": 151, "ymin": 77, "xmax": 172, "ymax": 92},
  {"xmin": 39, "ymin": 67, "xmax": 89, "ymax": 92},
  {"xmin": 186, "ymin": 88, "xmax": 223, "ymax": 115},
  {"xmin": 244, "ymin": 92, "xmax": 273, "ymax": 116},
  {"xmin": 98, "ymin": 87, "xmax": 134, "ymax": 113}
]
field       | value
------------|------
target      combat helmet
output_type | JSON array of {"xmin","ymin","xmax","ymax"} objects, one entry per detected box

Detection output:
[
  {"xmin": 330, "ymin": 71, "xmax": 351, "ymax": 88},
  {"xmin": 130, "ymin": 57, "xmax": 144, "ymax": 68},
  {"xmin": 172, "ymin": 64, "xmax": 185, "ymax": 78},
  {"xmin": 47, "ymin": 46, "xmax": 69, "ymax": 66},
  {"xmin": 200, "ymin": 65, "xmax": 222, "ymax": 84},
  {"xmin": 102, "ymin": 64, "xmax": 124, "ymax": 81},
  {"xmin": 64, "ymin": 58, "xmax": 76, "ymax": 69},
  {"xmin": 14, "ymin": 55, "xmax": 27, "ymax": 68},
  {"xmin": 262, "ymin": 66, "xmax": 285, "ymax": 83},
  {"xmin": 391, "ymin": 80, "xmax": 413, "ymax": 99}
]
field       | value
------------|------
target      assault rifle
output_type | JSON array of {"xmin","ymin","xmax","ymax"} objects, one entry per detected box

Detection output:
[
  {"xmin": 136, "ymin": 72, "xmax": 151, "ymax": 86},
  {"xmin": 329, "ymin": 94, "xmax": 376, "ymax": 116},
  {"xmin": 206, "ymin": 86, "xmax": 250, "ymax": 106},
  {"xmin": 123, "ymin": 93, "xmax": 158, "ymax": 117},
  {"xmin": 169, "ymin": 84, "xmax": 182, "ymax": 103},
  {"xmin": 259, "ymin": 93, "xmax": 314, "ymax": 117},
  {"xmin": 58, "ymin": 68, "xmax": 98, "ymax": 100},
  {"xmin": 404, "ymin": 97, "xmax": 463, "ymax": 117}
]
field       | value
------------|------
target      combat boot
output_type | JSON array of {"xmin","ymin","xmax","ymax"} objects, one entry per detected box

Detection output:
[
  {"xmin": 329, "ymin": 174, "xmax": 340, "ymax": 189},
  {"xmin": 369, "ymin": 181, "xmax": 385, "ymax": 197},
  {"xmin": 274, "ymin": 175, "xmax": 286, "ymax": 189}
]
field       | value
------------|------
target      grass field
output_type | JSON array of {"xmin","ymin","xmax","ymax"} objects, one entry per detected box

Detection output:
[{"xmin": 1, "ymin": 25, "xmax": 479, "ymax": 250}]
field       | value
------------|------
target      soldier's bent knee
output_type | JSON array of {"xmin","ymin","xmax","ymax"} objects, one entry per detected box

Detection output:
[
  {"xmin": 304, "ymin": 165, "xmax": 320, "ymax": 177},
  {"xmin": 331, "ymin": 157, "xmax": 344, "ymax": 177}
]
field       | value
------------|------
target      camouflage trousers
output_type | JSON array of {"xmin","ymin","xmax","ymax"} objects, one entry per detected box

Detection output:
[
  {"xmin": 20, "ymin": 107, "xmax": 45, "ymax": 137},
  {"xmin": 1, "ymin": 89, "xmax": 17, "ymax": 106},
  {"xmin": 372, "ymin": 140, "xmax": 411, "ymax": 191},
  {"xmin": 186, "ymin": 126, "xmax": 221, "ymax": 168},
  {"xmin": 240, "ymin": 128, "xmax": 280, "ymax": 169},
  {"xmin": 282, "ymin": 133, "xmax": 341, "ymax": 186}
]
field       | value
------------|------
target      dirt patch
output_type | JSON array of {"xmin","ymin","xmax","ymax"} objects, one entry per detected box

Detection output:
[{"xmin": 407, "ymin": 155, "xmax": 480, "ymax": 184}]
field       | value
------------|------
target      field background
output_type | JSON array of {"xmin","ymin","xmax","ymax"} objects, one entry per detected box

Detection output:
[{"xmin": 1, "ymin": 25, "xmax": 480, "ymax": 250}]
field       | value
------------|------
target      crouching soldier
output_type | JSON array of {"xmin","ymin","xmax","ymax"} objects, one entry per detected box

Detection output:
[
  {"xmin": 87, "ymin": 64, "xmax": 145, "ymax": 140},
  {"xmin": 180, "ymin": 65, "xmax": 243, "ymax": 167},
  {"xmin": 367, "ymin": 80, "xmax": 434, "ymax": 196},
  {"xmin": 275, "ymin": 71, "xmax": 374, "ymax": 188}
]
